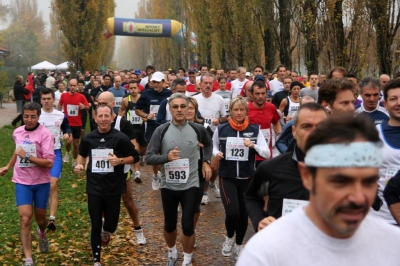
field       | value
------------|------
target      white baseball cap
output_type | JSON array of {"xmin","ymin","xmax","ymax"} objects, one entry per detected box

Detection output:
[
  {"xmin": 246, "ymin": 72, "xmax": 251, "ymax": 77},
  {"xmin": 150, "ymin": 71, "xmax": 164, "ymax": 82}
]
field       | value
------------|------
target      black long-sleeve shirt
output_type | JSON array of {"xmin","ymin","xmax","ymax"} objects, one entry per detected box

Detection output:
[{"xmin": 244, "ymin": 146, "xmax": 309, "ymax": 232}]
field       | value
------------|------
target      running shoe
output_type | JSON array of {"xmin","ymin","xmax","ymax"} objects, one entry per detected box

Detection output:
[
  {"xmin": 140, "ymin": 156, "xmax": 145, "ymax": 166},
  {"xmin": 222, "ymin": 235, "xmax": 234, "ymax": 257},
  {"xmin": 152, "ymin": 173, "xmax": 160, "ymax": 190},
  {"xmin": 166, "ymin": 252, "xmax": 179, "ymax": 266},
  {"xmin": 209, "ymin": 182, "xmax": 221, "ymax": 198},
  {"xmin": 182, "ymin": 261, "xmax": 192, "ymax": 266},
  {"xmin": 93, "ymin": 263, "xmax": 101, "ymax": 266},
  {"xmin": 234, "ymin": 244, "xmax": 244, "ymax": 259},
  {"xmin": 62, "ymin": 152, "xmax": 70, "ymax": 163},
  {"xmin": 37, "ymin": 228, "xmax": 48, "ymax": 253},
  {"xmin": 134, "ymin": 229, "xmax": 147, "ymax": 245},
  {"xmin": 101, "ymin": 230, "xmax": 110, "ymax": 246},
  {"xmin": 47, "ymin": 219, "xmax": 56, "ymax": 231},
  {"xmin": 23, "ymin": 261, "xmax": 34, "ymax": 266},
  {"xmin": 201, "ymin": 194, "xmax": 209, "ymax": 205},
  {"xmin": 134, "ymin": 171, "xmax": 141, "ymax": 183}
]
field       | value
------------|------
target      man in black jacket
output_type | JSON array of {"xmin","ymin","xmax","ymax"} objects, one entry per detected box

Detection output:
[{"xmin": 244, "ymin": 103, "xmax": 328, "ymax": 232}]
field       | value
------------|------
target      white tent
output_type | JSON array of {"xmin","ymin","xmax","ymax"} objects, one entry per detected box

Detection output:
[
  {"xmin": 56, "ymin": 61, "xmax": 70, "ymax": 69},
  {"xmin": 31, "ymin": 61, "xmax": 56, "ymax": 70}
]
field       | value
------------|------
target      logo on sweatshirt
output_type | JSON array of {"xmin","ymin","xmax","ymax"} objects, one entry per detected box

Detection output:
[{"xmin": 243, "ymin": 133, "xmax": 253, "ymax": 137}]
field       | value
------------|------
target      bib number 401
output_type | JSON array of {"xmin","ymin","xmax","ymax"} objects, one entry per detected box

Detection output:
[
  {"xmin": 168, "ymin": 171, "xmax": 186, "ymax": 180},
  {"xmin": 230, "ymin": 148, "xmax": 244, "ymax": 157},
  {"xmin": 96, "ymin": 160, "xmax": 110, "ymax": 169}
]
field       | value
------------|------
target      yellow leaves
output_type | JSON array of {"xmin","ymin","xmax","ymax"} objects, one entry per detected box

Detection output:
[
  {"xmin": 71, "ymin": 183, "xmax": 78, "ymax": 188},
  {"xmin": 67, "ymin": 211, "xmax": 73, "ymax": 216}
]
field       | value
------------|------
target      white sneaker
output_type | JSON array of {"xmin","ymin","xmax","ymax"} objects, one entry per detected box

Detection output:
[
  {"xmin": 182, "ymin": 261, "xmax": 192, "ymax": 266},
  {"xmin": 234, "ymin": 244, "xmax": 244, "ymax": 259},
  {"xmin": 209, "ymin": 183, "xmax": 221, "ymax": 198},
  {"xmin": 201, "ymin": 194, "xmax": 209, "ymax": 205},
  {"xmin": 222, "ymin": 235, "xmax": 235, "ymax": 256},
  {"xmin": 134, "ymin": 171, "xmax": 141, "ymax": 183},
  {"xmin": 152, "ymin": 174, "xmax": 160, "ymax": 190},
  {"xmin": 63, "ymin": 152, "xmax": 70, "ymax": 163},
  {"xmin": 134, "ymin": 229, "xmax": 147, "ymax": 245}
]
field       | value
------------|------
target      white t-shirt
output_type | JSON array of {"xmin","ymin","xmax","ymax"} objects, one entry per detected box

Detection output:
[
  {"xmin": 55, "ymin": 90, "xmax": 67, "ymax": 111},
  {"xmin": 140, "ymin": 76, "xmax": 149, "ymax": 87},
  {"xmin": 39, "ymin": 109, "xmax": 65, "ymax": 150},
  {"xmin": 237, "ymin": 207, "xmax": 400, "ymax": 266},
  {"xmin": 231, "ymin": 78, "xmax": 248, "ymax": 98},
  {"xmin": 269, "ymin": 79, "xmax": 284, "ymax": 95},
  {"xmin": 193, "ymin": 93, "xmax": 226, "ymax": 131}
]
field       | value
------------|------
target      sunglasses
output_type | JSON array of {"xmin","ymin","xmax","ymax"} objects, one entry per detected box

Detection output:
[{"xmin": 171, "ymin": 104, "xmax": 187, "ymax": 109}]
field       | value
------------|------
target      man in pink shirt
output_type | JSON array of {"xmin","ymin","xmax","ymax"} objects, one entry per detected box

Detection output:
[{"xmin": 0, "ymin": 102, "xmax": 55, "ymax": 266}]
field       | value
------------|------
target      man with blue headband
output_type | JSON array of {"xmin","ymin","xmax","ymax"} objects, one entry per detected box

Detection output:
[{"xmin": 238, "ymin": 114, "xmax": 400, "ymax": 265}]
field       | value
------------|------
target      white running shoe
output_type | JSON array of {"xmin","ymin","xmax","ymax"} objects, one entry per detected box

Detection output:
[
  {"xmin": 166, "ymin": 252, "xmax": 179, "ymax": 266},
  {"xmin": 152, "ymin": 174, "xmax": 160, "ymax": 190},
  {"xmin": 134, "ymin": 228, "xmax": 147, "ymax": 245},
  {"xmin": 209, "ymin": 183, "xmax": 221, "ymax": 198},
  {"xmin": 201, "ymin": 194, "xmax": 209, "ymax": 205},
  {"xmin": 234, "ymin": 244, "xmax": 244, "ymax": 259},
  {"xmin": 63, "ymin": 152, "xmax": 70, "ymax": 163},
  {"xmin": 134, "ymin": 171, "xmax": 141, "ymax": 183},
  {"xmin": 222, "ymin": 235, "xmax": 235, "ymax": 257}
]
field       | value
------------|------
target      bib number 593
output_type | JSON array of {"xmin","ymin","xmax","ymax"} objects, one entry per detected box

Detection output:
[{"xmin": 168, "ymin": 171, "xmax": 186, "ymax": 180}]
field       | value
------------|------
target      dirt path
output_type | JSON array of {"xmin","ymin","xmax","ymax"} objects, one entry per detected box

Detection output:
[{"xmin": 0, "ymin": 103, "xmax": 17, "ymax": 129}]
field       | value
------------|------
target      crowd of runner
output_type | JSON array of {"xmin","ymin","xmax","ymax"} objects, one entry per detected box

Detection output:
[{"xmin": 2, "ymin": 64, "xmax": 400, "ymax": 265}]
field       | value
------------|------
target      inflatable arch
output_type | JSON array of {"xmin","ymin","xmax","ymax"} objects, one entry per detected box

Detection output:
[{"xmin": 105, "ymin": 17, "xmax": 198, "ymax": 68}]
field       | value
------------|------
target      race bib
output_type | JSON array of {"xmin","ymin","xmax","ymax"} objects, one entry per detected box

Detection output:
[
  {"xmin": 91, "ymin": 149, "xmax": 114, "ymax": 173},
  {"xmin": 261, "ymin": 128, "xmax": 272, "ymax": 144},
  {"xmin": 164, "ymin": 158, "xmax": 189, "ymax": 184},
  {"xmin": 201, "ymin": 110, "xmax": 217, "ymax": 125},
  {"xmin": 282, "ymin": 199, "xmax": 308, "ymax": 216},
  {"xmin": 385, "ymin": 167, "xmax": 400, "ymax": 184},
  {"xmin": 223, "ymin": 98, "xmax": 230, "ymax": 114},
  {"xmin": 225, "ymin": 137, "xmax": 249, "ymax": 161},
  {"xmin": 149, "ymin": 105, "xmax": 160, "ymax": 121},
  {"xmin": 17, "ymin": 144, "xmax": 37, "ymax": 168},
  {"xmin": 129, "ymin": 110, "xmax": 142, "ymax": 125},
  {"xmin": 67, "ymin": 104, "xmax": 79, "ymax": 117},
  {"xmin": 114, "ymin": 97, "xmax": 123, "ymax": 107},
  {"xmin": 48, "ymin": 127, "xmax": 61, "ymax": 149}
]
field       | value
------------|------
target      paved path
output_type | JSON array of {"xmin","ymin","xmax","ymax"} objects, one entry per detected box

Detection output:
[{"xmin": 0, "ymin": 102, "xmax": 17, "ymax": 129}]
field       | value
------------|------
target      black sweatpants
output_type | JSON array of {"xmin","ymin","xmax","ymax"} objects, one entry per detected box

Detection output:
[
  {"xmin": 161, "ymin": 187, "xmax": 199, "ymax": 236},
  {"xmin": 88, "ymin": 193, "xmax": 121, "ymax": 264},
  {"xmin": 219, "ymin": 177, "xmax": 251, "ymax": 245}
]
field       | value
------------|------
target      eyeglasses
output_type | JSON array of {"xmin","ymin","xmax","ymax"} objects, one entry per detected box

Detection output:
[
  {"xmin": 23, "ymin": 115, "xmax": 38, "ymax": 119},
  {"xmin": 171, "ymin": 104, "xmax": 187, "ymax": 109}
]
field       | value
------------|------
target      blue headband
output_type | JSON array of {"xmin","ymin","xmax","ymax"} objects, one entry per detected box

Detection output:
[{"xmin": 304, "ymin": 142, "xmax": 382, "ymax": 168}]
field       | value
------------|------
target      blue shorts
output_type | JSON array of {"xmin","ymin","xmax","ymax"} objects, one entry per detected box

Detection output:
[
  {"xmin": 50, "ymin": 149, "xmax": 62, "ymax": 178},
  {"xmin": 15, "ymin": 183, "xmax": 50, "ymax": 209}
]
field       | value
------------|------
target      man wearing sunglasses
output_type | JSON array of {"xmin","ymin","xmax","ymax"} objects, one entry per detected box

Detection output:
[{"xmin": 146, "ymin": 93, "xmax": 212, "ymax": 266}]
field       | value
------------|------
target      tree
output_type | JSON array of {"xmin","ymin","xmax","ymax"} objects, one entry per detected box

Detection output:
[{"xmin": 52, "ymin": 0, "xmax": 115, "ymax": 71}]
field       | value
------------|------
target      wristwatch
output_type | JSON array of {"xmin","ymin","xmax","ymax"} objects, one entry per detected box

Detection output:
[
  {"xmin": 119, "ymin": 158, "xmax": 124, "ymax": 165},
  {"xmin": 25, "ymin": 154, "xmax": 31, "ymax": 161},
  {"xmin": 203, "ymin": 159, "xmax": 211, "ymax": 164}
]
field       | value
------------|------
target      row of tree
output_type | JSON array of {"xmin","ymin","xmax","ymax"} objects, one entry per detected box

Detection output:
[{"xmin": 120, "ymin": 0, "xmax": 400, "ymax": 76}]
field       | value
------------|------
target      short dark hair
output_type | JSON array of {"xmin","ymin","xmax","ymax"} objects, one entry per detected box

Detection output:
[
  {"xmin": 345, "ymin": 73, "xmax": 357, "ymax": 79},
  {"xmin": 178, "ymin": 67, "xmax": 186, "ymax": 73},
  {"xmin": 218, "ymin": 76, "xmax": 227, "ymax": 83},
  {"xmin": 253, "ymin": 65, "xmax": 264, "ymax": 72},
  {"xmin": 276, "ymin": 64, "xmax": 287, "ymax": 72},
  {"xmin": 293, "ymin": 102, "xmax": 327, "ymax": 127},
  {"xmin": 95, "ymin": 104, "xmax": 113, "ymax": 115},
  {"xmin": 383, "ymin": 78, "xmax": 400, "ymax": 101},
  {"xmin": 40, "ymin": 88, "xmax": 55, "ymax": 99},
  {"xmin": 129, "ymin": 80, "xmax": 139, "ymax": 85},
  {"xmin": 23, "ymin": 102, "xmax": 41, "ymax": 116},
  {"xmin": 77, "ymin": 79, "xmax": 85, "ymax": 85},
  {"xmin": 250, "ymin": 80, "xmax": 267, "ymax": 94},
  {"xmin": 328, "ymin": 67, "xmax": 347, "ymax": 79},
  {"xmin": 318, "ymin": 78, "xmax": 354, "ymax": 105},
  {"xmin": 103, "ymin": 74, "xmax": 111, "ymax": 80},
  {"xmin": 305, "ymin": 114, "xmax": 381, "ymax": 153},
  {"xmin": 171, "ymin": 78, "xmax": 186, "ymax": 90},
  {"xmin": 145, "ymin": 65, "xmax": 155, "ymax": 72},
  {"xmin": 200, "ymin": 64, "xmax": 208, "ymax": 70}
]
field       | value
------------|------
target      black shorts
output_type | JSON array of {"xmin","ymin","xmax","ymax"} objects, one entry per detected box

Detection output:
[
  {"xmin": 132, "ymin": 127, "xmax": 147, "ymax": 147},
  {"xmin": 70, "ymin": 126, "xmax": 82, "ymax": 139},
  {"xmin": 145, "ymin": 125, "xmax": 156, "ymax": 143}
]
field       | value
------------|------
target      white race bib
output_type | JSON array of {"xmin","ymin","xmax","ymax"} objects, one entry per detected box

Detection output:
[
  {"xmin": 92, "ymin": 149, "xmax": 114, "ymax": 173},
  {"xmin": 149, "ymin": 105, "xmax": 160, "ymax": 121},
  {"xmin": 223, "ymin": 98, "xmax": 230, "ymax": 114},
  {"xmin": 129, "ymin": 110, "xmax": 142, "ymax": 125},
  {"xmin": 164, "ymin": 158, "xmax": 189, "ymax": 184},
  {"xmin": 282, "ymin": 199, "xmax": 308, "ymax": 216},
  {"xmin": 261, "ymin": 128, "xmax": 272, "ymax": 144},
  {"xmin": 201, "ymin": 110, "xmax": 217, "ymax": 125},
  {"xmin": 48, "ymin": 126, "xmax": 61, "ymax": 149},
  {"xmin": 17, "ymin": 144, "xmax": 37, "ymax": 168},
  {"xmin": 385, "ymin": 167, "xmax": 400, "ymax": 184},
  {"xmin": 115, "ymin": 97, "xmax": 123, "ymax": 107},
  {"xmin": 225, "ymin": 137, "xmax": 249, "ymax": 161},
  {"xmin": 67, "ymin": 104, "xmax": 79, "ymax": 117}
]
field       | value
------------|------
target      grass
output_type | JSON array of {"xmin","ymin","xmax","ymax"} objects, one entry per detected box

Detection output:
[{"xmin": 0, "ymin": 124, "xmax": 136, "ymax": 265}]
